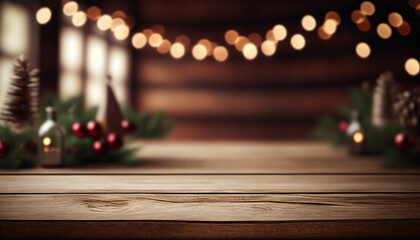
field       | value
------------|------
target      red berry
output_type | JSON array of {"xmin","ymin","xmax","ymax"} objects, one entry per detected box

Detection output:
[
  {"xmin": 93, "ymin": 140, "xmax": 107, "ymax": 155},
  {"xmin": 338, "ymin": 120, "xmax": 348, "ymax": 132},
  {"xmin": 107, "ymin": 133, "xmax": 123, "ymax": 150},
  {"xmin": 394, "ymin": 133, "xmax": 415, "ymax": 151},
  {"xmin": 0, "ymin": 139, "xmax": 9, "ymax": 158},
  {"xmin": 86, "ymin": 121, "xmax": 102, "ymax": 138},
  {"xmin": 72, "ymin": 122, "xmax": 87, "ymax": 138},
  {"xmin": 121, "ymin": 120, "xmax": 136, "ymax": 134}
]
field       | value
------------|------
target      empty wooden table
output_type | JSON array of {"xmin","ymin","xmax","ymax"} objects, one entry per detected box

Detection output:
[{"xmin": 1, "ymin": 141, "xmax": 419, "ymax": 239}]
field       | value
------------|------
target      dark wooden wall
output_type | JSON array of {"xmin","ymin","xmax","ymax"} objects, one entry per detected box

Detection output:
[{"xmin": 97, "ymin": 0, "xmax": 419, "ymax": 140}]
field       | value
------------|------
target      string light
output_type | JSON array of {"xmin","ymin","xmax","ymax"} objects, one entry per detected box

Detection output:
[
  {"xmin": 301, "ymin": 15, "xmax": 316, "ymax": 31},
  {"xmin": 111, "ymin": 18, "xmax": 125, "ymax": 31},
  {"xmin": 351, "ymin": 10, "xmax": 365, "ymax": 24},
  {"xmin": 377, "ymin": 23, "xmax": 392, "ymax": 39},
  {"xmin": 142, "ymin": 29, "xmax": 154, "ymax": 39},
  {"xmin": 272, "ymin": 24, "xmax": 287, "ymax": 41},
  {"xmin": 72, "ymin": 11, "xmax": 87, "ymax": 27},
  {"xmin": 175, "ymin": 35, "xmax": 190, "ymax": 48},
  {"xmin": 43, "ymin": 137, "xmax": 51, "ymax": 146},
  {"xmin": 261, "ymin": 40, "xmax": 276, "ymax": 56},
  {"xmin": 86, "ymin": 6, "xmax": 101, "ymax": 20},
  {"xmin": 397, "ymin": 21, "xmax": 411, "ymax": 36},
  {"xmin": 170, "ymin": 43, "xmax": 185, "ymax": 59},
  {"xmin": 151, "ymin": 24, "xmax": 165, "ymax": 35},
  {"xmin": 353, "ymin": 132, "xmax": 364, "ymax": 143},
  {"xmin": 149, "ymin": 33, "xmax": 163, "ymax": 47},
  {"xmin": 192, "ymin": 44, "xmax": 207, "ymax": 60},
  {"xmin": 114, "ymin": 25, "xmax": 129, "ymax": 40},
  {"xmin": 198, "ymin": 39, "xmax": 212, "ymax": 55},
  {"xmin": 132, "ymin": 33, "xmax": 147, "ymax": 49},
  {"xmin": 360, "ymin": 1, "xmax": 375, "ymax": 16},
  {"xmin": 248, "ymin": 33, "xmax": 263, "ymax": 47},
  {"xmin": 323, "ymin": 19, "xmax": 337, "ymax": 34},
  {"xmin": 357, "ymin": 18, "xmax": 371, "ymax": 32},
  {"xmin": 235, "ymin": 36, "xmax": 249, "ymax": 52},
  {"xmin": 388, "ymin": 12, "xmax": 403, "ymax": 28},
  {"xmin": 157, "ymin": 40, "xmax": 171, "ymax": 54},
  {"xmin": 63, "ymin": 1, "xmax": 78, "ymax": 16},
  {"xmin": 111, "ymin": 10, "xmax": 126, "ymax": 19},
  {"xmin": 225, "ymin": 30, "xmax": 239, "ymax": 45},
  {"xmin": 405, "ymin": 58, "xmax": 420, "ymax": 76},
  {"xmin": 36, "ymin": 7, "xmax": 52, "ymax": 25},
  {"xmin": 290, "ymin": 34, "xmax": 305, "ymax": 50},
  {"xmin": 242, "ymin": 43, "xmax": 258, "ymax": 60},
  {"xmin": 325, "ymin": 11, "xmax": 341, "ymax": 25},
  {"xmin": 318, "ymin": 26, "xmax": 332, "ymax": 40},
  {"xmin": 355, "ymin": 42, "xmax": 370, "ymax": 58},
  {"xmin": 213, "ymin": 46, "xmax": 228, "ymax": 62},
  {"xmin": 97, "ymin": 15, "xmax": 112, "ymax": 31},
  {"xmin": 265, "ymin": 30, "xmax": 276, "ymax": 42}
]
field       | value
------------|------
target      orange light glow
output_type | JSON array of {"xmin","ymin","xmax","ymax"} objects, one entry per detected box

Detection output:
[
  {"xmin": 323, "ymin": 19, "xmax": 337, "ymax": 34},
  {"xmin": 132, "ymin": 33, "xmax": 147, "ymax": 49},
  {"xmin": 357, "ymin": 18, "xmax": 371, "ymax": 32},
  {"xmin": 111, "ymin": 10, "xmax": 126, "ymax": 19},
  {"xmin": 360, "ymin": 1, "xmax": 375, "ymax": 16},
  {"xmin": 388, "ymin": 12, "xmax": 403, "ymax": 28},
  {"xmin": 213, "ymin": 46, "xmax": 228, "ymax": 62},
  {"xmin": 192, "ymin": 44, "xmax": 207, "ymax": 60},
  {"xmin": 290, "ymin": 34, "xmax": 305, "ymax": 50},
  {"xmin": 325, "ymin": 11, "xmax": 341, "ymax": 25},
  {"xmin": 111, "ymin": 18, "xmax": 125, "ymax": 31},
  {"xmin": 175, "ymin": 35, "xmax": 190, "ymax": 48},
  {"xmin": 353, "ymin": 132, "xmax": 364, "ymax": 143},
  {"xmin": 405, "ymin": 58, "xmax": 420, "ymax": 76},
  {"xmin": 377, "ymin": 23, "xmax": 392, "ymax": 39},
  {"xmin": 170, "ymin": 43, "xmax": 185, "ymax": 59},
  {"xmin": 114, "ymin": 25, "xmax": 129, "ymax": 40},
  {"xmin": 63, "ymin": 1, "xmax": 78, "ymax": 16},
  {"xmin": 265, "ymin": 30, "xmax": 276, "ymax": 42},
  {"xmin": 151, "ymin": 24, "xmax": 165, "ymax": 35},
  {"xmin": 272, "ymin": 24, "xmax": 287, "ymax": 41},
  {"xmin": 318, "ymin": 26, "xmax": 332, "ymax": 40},
  {"xmin": 198, "ymin": 39, "xmax": 212, "ymax": 54},
  {"xmin": 248, "ymin": 33, "xmax": 263, "ymax": 47},
  {"xmin": 301, "ymin": 15, "xmax": 316, "ymax": 31},
  {"xmin": 242, "ymin": 43, "xmax": 258, "ymax": 60},
  {"xmin": 97, "ymin": 15, "xmax": 112, "ymax": 31},
  {"xmin": 86, "ymin": 6, "xmax": 101, "ymax": 20},
  {"xmin": 157, "ymin": 39, "xmax": 171, "ymax": 54},
  {"xmin": 149, "ymin": 33, "xmax": 163, "ymax": 47},
  {"xmin": 36, "ymin": 7, "xmax": 51, "ymax": 25},
  {"xmin": 261, "ymin": 40, "xmax": 276, "ymax": 56},
  {"xmin": 142, "ymin": 29, "xmax": 154, "ymax": 39},
  {"xmin": 355, "ymin": 42, "xmax": 371, "ymax": 58},
  {"xmin": 351, "ymin": 10, "xmax": 365, "ymax": 24},
  {"xmin": 72, "ymin": 11, "xmax": 87, "ymax": 27},
  {"xmin": 397, "ymin": 21, "xmax": 411, "ymax": 36},
  {"xmin": 235, "ymin": 36, "xmax": 249, "ymax": 52},
  {"xmin": 225, "ymin": 30, "xmax": 239, "ymax": 45}
]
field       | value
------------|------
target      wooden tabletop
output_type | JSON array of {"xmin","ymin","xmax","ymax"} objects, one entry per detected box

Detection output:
[{"xmin": 1, "ymin": 141, "xmax": 419, "ymax": 239}]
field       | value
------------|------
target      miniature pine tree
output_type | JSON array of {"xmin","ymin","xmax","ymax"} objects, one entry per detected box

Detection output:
[
  {"xmin": 371, "ymin": 71, "xmax": 396, "ymax": 127},
  {"xmin": 0, "ymin": 54, "xmax": 39, "ymax": 129}
]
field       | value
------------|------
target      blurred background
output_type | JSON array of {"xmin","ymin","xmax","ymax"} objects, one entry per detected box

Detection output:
[{"xmin": 0, "ymin": 0, "xmax": 419, "ymax": 140}]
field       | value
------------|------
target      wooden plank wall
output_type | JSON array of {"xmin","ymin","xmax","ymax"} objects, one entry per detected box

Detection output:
[{"xmin": 129, "ymin": 0, "xmax": 419, "ymax": 140}]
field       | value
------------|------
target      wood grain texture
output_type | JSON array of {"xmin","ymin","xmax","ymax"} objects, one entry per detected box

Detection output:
[
  {"xmin": 1, "ymin": 194, "xmax": 420, "ymax": 221},
  {"xmin": 1, "ymin": 175, "xmax": 419, "ymax": 194}
]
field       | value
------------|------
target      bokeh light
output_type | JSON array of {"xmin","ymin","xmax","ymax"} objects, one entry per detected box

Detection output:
[
  {"xmin": 351, "ymin": 10, "xmax": 365, "ymax": 24},
  {"xmin": 357, "ymin": 18, "xmax": 371, "ymax": 32},
  {"xmin": 266, "ymin": 30, "xmax": 276, "ymax": 42},
  {"xmin": 142, "ymin": 29, "xmax": 154, "ymax": 39},
  {"xmin": 157, "ymin": 39, "xmax": 171, "ymax": 54},
  {"xmin": 86, "ymin": 6, "xmax": 101, "ymax": 21},
  {"xmin": 225, "ymin": 30, "xmax": 239, "ymax": 45},
  {"xmin": 261, "ymin": 40, "xmax": 276, "ymax": 56},
  {"xmin": 192, "ymin": 44, "xmax": 207, "ymax": 60},
  {"xmin": 175, "ymin": 35, "xmax": 191, "ymax": 48},
  {"xmin": 198, "ymin": 39, "xmax": 212, "ymax": 55},
  {"xmin": 243, "ymin": 43, "xmax": 258, "ymax": 60},
  {"xmin": 63, "ymin": 1, "xmax": 78, "ymax": 16},
  {"xmin": 377, "ymin": 23, "xmax": 392, "ymax": 39},
  {"xmin": 151, "ymin": 24, "xmax": 165, "ymax": 35},
  {"xmin": 353, "ymin": 132, "xmax": 364, "ymax": 143},
  {"xmin": 111, "ymin": 10, "xmax": 126, "ymax": 19},
  {"xmin": 360, "ymin": 1, "xmax": 375, "ymax": 16},
  {"xmin": 405, "ymin": 58, "xmax": 420, "ymax": 76},
  {"xmin": 132, "ymin": 33, "xmax": 147, "ymax": 49},
  {"xmin": 111, "ymin": 18, "xmax": 125, "ymax": 31},
  {"xmin": 301, "ymin": 15, "xmax": 316, "ymax": 31},
  {"xmin": 170, "ymin": 43, "xmax": 185, "ymax": 59},
  {"xmin": 397, "ymin": 21, "xmax": 411, "ymax": 36},
  {"xmin": 290, "ymin": 34, "xmax": 305, "ymax": 50},
  {"xmin": 213, "ymin": 46, "xmax": 228, "ymax": 62},
  {"xmin": 318, "ymin": 26, "xmax": 332, "ymax": 40},
  {"xmin": 324, "ymin": 19, "xmax": 337, "ymax": 34},
  {"xmin": 36, "ymin": 7, "xmax": 51, "ymax": 25},
  {"xmin": 72, "ymin": 11, "xmax": 87, "ymax": 27},
  {"xmin": 149, "ymin": 33, "xmax": 163, "ymax": 47},
  {"xmin": 248, "ymin": 33, "xmax": 263, "ymax": 47},
  {"xmin": 355, "ymin": 42, "xmax": 371, "ymax": 58},
  {"xmin": 325, "ymin": 11, "xmax": 341, "ymax": 25},
  {"xmin": 97, "ymin": 15, "xmax": 112, "ymax": 31},
  {"xmin": 388, "ymin": 12, "xmax": 403, "ymax": 28},
  {"xmin": 114, "ymin": 25, "xmax": 129, "ymax": 40},
  {"xmin": 273, "ymin": 24, "xmax": 287, "ymax": 41},
  {"xmin": 235, "ymin": 36, "xmax": 249, "ymax": 52}
]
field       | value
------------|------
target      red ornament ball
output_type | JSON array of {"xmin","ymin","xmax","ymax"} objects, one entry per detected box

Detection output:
[
  {"xmin": 72, "ymin": 122, "xmax": 87, "ymax": 138},
  {"xmin": 394, "ymin": 133, "xmax": 415, "ymax": 151},
  {"xmin": 107, "ymin": 133, "xmax": 123, "ymax": 150},
  {"xmin": 338, "ymin": 120, "xmax": 348, "ymax": 132},
  {"xmin": 93, "ymin": 140, "xmax": 108, "ymax": 155},
  {"xmin": 121, "ymin": 120, "xmax": 136, "ymax": 134},
  {"xmin": 86, "ymin": 121, "xmax": 102, "ymax": 138},
  {"xmin": 0, "ymin": 139, "xmax": 9, "ymax": 158}
]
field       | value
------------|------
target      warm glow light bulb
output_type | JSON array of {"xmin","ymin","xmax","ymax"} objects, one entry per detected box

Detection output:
[
  {"xmin": 301, "ymin": 15, "xmax": 316, "ymax": 31},
  {"xmin": 213, "ymin": 46, "xmax": 228, "ymax": 62},
  {"xmin": 132, "ymin": 33, "xmax": 147, "ymax": 49},
  {"xmin": 114, "ymin": 25, "xmax": 129, "ymax": 40},
  {"xmin": 388, "ymin": 12, "xmax": 403, "ymax": 28},
  {"xmin": 97, "ymin": 15, "xmax": 112, "ymax": 31},
  {"xmin": 111, "ymin": 18, "xmax": 125, "ymax": 32},
  {"xmin": 170, "ymin": 42, "xmax": 185, "ymax": 59},
  {"xmin": 398, "ymin": 21, "xmax": 411, "ymax": 36},
  {"xmin": 405, "ymin": 58, "xmax": 420, "ymax": 76},
  {"xmin": 36, "ymin": 7, "xmax": 52, "ymax": 25},
  {"xmin": 261, "ymin": 40, "xmax": 276, "ymax": 56},
  {"xmin": 377, "ymin": 23, "xmax": 392, "ymax": 39},
  {"xmin": 353, "ymin": 132, "xmax": 364, "ymax": 143},
  {"xmin": 324, "ymin": 19, "xmax": 337, "ymax": 34},
  {"xmin": 149, "ymin": 33, "xmax": 163, "ymax": 47},
  {"xmin": 192, "ymin": 44, "xmax": 207, "ymax": 60},
  {"xmin": 361, "ymin": 1, "xmax": 375, "ymax": 16},
  {"xmin": 225, "ymin": 30, "xmax": 239, "ymax": 45},
  {"xmin": 72, "ymin": 11, "xmax": 87, "ymax": 27},
  {"xmin": 86, "ymin": 6, "xmax": 101, "ymax": 20},
  {"xmin": 157, "ymin": 39, "xmax": 171, "ymax": 54},
  {"xmin": 43, "ymin": 137, "xmax": 51, "ymax": 146},
  {"xmin": 290, "ymin": 34, "xmax": 305, "ymax": 50},
  {"xmin": 63, "ymin": 1, "xmax": 78, "ymax": 16},
  {"xmin": 325, "ymin": 11, "xmax": 341, "ymax": 26},
  {"xmin": 355, "ymin": 42, "xmax": 371, "ymax": 58},
  {"xmin": 235, "ymin": 36, "xmax": 249, "ymax": 52},
  {"xmin": 273, "ymin": 24, "xmax": 287, "ymax": 41},
  {"xmin": 242, "ymin": 43, "xmax": 258, "ymax": 60}
]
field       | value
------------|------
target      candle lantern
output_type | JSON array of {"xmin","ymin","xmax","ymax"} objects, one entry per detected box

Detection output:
[
  {"xmin": 38, "ymin": 107, "xmax": 65, "ymax": 167},
  {"xmin": 346, "ymin": 110, "xmax": 366, "ymax": 155}
]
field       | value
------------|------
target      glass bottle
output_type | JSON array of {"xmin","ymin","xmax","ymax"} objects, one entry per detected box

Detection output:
[
  {"xmin": 346, "ymin": 110, "xmax": 366, "ymax": 155},
  {"xmin": 38, "ymin": 107, "xmax": 65, "ymax": 167}
]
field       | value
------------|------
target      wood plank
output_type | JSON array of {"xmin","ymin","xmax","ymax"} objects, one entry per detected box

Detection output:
[
  {"xmin": 1, "ymin": 175, "xmax": 419, "ymax": 193},
  {"xmin": 1, "ymin": 142, "xmax": 419, "ymax": 174},
  {"xmin": 138, "ymin": 88, "xmax": 349, "ymax": 118},
  {"xmin": 1, "ymin": 194, "xmax": 420, "ymax": 221}
]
